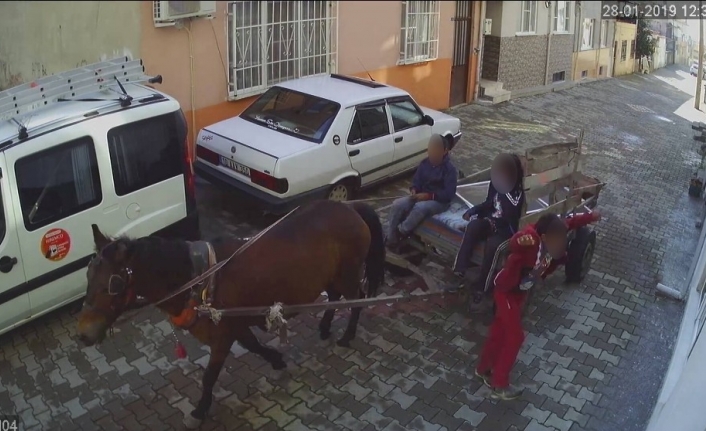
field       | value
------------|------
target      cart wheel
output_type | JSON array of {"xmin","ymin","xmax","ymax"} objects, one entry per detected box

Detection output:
[{"xmin": 565, "ymin": 227, "xmax": 597, "ymax": 283}]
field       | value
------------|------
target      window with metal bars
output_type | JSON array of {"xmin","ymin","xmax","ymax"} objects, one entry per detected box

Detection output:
[
  {"xmin": 399, "ymin": 1, "xmax": 440, "ymax": 65},
  {"xmin": 227, "ymin": 1, "xmax": 338, "ymax": 99}
]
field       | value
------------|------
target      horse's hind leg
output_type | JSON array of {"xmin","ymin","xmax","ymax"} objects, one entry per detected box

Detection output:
[
  {"xmin": 319, "ymin": 289, "xmax": 341, "ymax": 340},
  {"xmin": 337, "ymin": 270, "xmax": 366, "ymax": 347},
  {"xmin": 236, "ymin": 327, "xmax": 286, "ymax": 370},
  {"xmin": 186, "ymin": 338, "xmax": 233, "ymax": 428}
]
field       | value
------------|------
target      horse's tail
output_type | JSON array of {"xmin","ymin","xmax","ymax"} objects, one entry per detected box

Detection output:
[{"xmin": 351, "ymin": 202, "xmax": 385, "ymax": 297}]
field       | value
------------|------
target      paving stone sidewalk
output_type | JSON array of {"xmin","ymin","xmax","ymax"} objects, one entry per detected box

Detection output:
[{"xmin": 0, "ymin": 66, "xmax": 703, "ymax": 431}]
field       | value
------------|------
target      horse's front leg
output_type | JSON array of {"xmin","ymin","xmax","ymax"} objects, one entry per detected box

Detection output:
[
  {"xmin": 185, "ymin": 339, "xmax": 233, "ymax": 428},
  {"xmin": 236, "ymin": 326, "xmax": 287, "ymax": 370}
]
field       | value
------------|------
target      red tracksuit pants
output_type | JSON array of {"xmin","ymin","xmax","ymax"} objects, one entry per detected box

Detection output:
[{"xmin": 477, "ymin": 290, "xmax": 527, "ymax": 388}]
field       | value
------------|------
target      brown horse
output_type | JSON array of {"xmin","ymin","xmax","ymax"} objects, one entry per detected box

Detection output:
[{"xmin": 75, "ymin": 200, "xmax": 385, "ymax": 428}]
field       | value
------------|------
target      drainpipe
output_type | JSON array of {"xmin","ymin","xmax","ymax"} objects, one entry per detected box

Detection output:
[
  {"xmin": 473, "ymin": 0, "xmax": 487, "ymax": 101},
  {"xmin": 572, "ymin": 1, "xmax": 581, "ymax": 80},
  {"xmin": 595, "ymin": 18, "xmax": 602, "ymax": 77},
  {"xmin": 610, "ymin": 19, "xmax": 618, "ymax": 78},
  {"xmin": 544, "ymin": 1, "xmax": 553, "ymax": 85}
]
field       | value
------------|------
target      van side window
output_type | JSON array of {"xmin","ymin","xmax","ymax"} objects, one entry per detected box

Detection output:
[
  {"xmin": 347, "ymin": 105, "xmax": 390, "ymax": 145},
  {"xmin": 15, "ymin": 137, "xmax": 102, "ymax": 231},
  {"xmin": 107, "ymin": 114, "xmax": 183, "ymax": 196}
]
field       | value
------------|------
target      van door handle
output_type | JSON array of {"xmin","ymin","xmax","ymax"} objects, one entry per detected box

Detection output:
[
  {"xmin": 0, "ymin": 256, "xmax": 18, "ymax": 274},
  {"xmin": 394, "ymin": 137, "xmax": 403, "ymax": 143},
  {"xmin": 349, "ymin": 149, "xmax": 360, "ymax": 156}
]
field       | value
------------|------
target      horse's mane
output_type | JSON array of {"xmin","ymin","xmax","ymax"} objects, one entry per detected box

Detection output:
[{"xmin": 99, "ymin": 235, "xmax": 192, "ymax": 278}]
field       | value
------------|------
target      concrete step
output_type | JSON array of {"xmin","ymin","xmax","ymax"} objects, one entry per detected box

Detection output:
[
  {"xmin": 479, "ymin": 79, "xmax": 504, "ymax": 92},
  {"xmin": 481, "ymin": 87, "xmax": 511, "ymax": 104}
]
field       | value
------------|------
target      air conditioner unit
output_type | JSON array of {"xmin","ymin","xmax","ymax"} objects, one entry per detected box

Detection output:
[{"xmin": 153, "ymin": 1, "xmax": 216, "ymax": 27}]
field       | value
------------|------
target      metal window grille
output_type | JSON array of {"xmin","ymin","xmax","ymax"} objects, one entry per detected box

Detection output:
[
  {"xmin": 621, "ymin": 40, "xmax": 627, "ymax": 61},
  {"xmin": 553, "ymin": 1, "xmax": 570, "ymax": 33},
  {"xmin": 227, "ymin": 1, "xmax": 338, "ymax": 99},
  {"xmin": 520, "ymin": 1, "xmax": 536, "ymax": 33},
  {"xmin": 399, "ymin": 1, "xmax": 440, "ymax": 65},
  {"xmin": 582, "ymin": 19, "xmax": 595, "ymax": 50},
  {"xmin": 600, "ymin": 20, "xmax": 608, "ymax": 47}
]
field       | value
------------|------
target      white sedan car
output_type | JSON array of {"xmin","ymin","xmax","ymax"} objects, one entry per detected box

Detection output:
[{"xmin": 194, "ymin": 74, "xmax": 462, "ymax": 213}]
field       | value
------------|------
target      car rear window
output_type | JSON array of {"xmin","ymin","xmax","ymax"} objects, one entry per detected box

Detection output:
[
  {"xmin": 107, "ymin": 113, "xmax": 185, "ymax": 196},
  {"xmin": 240, "ymin": 86, "xmax": 340, "ymax": 143}
]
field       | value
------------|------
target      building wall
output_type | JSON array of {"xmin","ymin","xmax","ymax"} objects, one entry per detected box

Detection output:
[
  {"xmin": 571, "ymin": 1, "xmax": 614, "ymax": 81},
  {"xmin": 0, "ymin": 1, "xmax": 142, "ymax": 90},
  {"xmin": 573, "ymin": 48, "xmax": 611, "ymax": 80},
  {"xmin": 139, "ymin": 1, "xmax": 455, "ymax": 141},
  {"xmin": 653, "ymin": 36, "xmax": 668, "ymax": 70},
  {"xmin": 613, "ymin": 21, "xmax": 636, "ymax": 77},
  {"xmin": 0, "ymin": 1, "xmax": 456, "ymax": 144},
  {"xmin": 482, "ymin": 1, "xmax": 576, "ymax": 91}
]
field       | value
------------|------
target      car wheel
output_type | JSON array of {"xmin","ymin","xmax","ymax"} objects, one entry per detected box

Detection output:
[{"xmin": 328, "ymin": 181, "xmax": 353, "ymax": 202}]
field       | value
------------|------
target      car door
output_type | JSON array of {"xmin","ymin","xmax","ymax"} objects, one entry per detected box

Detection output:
[
  {"xmin": 0, "ymin": 152, "xmax": 30, "ymax": 334},
  {"xmin": 388, "ymin": 96, "xmax": 432, "ymax": 173},
  {"xmin": 7, "ymin": 134, "xmax": 104, "ymax": 317},
  {"xmin": 346, "ymin": 101, "xmax": 395, "ymax": 186}
]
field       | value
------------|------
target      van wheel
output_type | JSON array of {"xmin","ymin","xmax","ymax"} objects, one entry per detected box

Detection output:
[{"xmin": 328, "ymin": 181, "xmax": 354, "ymax": 202}]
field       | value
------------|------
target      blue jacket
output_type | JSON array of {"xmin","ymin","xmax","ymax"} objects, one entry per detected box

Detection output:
[{"xmin": 411, "ymin": 155, "xmax": 458, "ymax": 204}]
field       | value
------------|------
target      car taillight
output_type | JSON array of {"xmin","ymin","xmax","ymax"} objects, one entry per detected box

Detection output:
[
  {"xmin": 184, "ymin": 137, "xmax": 196, "ymax": 211},
  {"xmin": 251, "ymin": 170, "xmax": 289, "ymax": 194},
  {"xmin": 196, "ymin": 144, "xmax": 220, "ymax": 166}
]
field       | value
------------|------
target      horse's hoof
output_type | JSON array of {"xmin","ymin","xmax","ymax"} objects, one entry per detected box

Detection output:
[
  {"xmin": 184, "ymin": 412, "xmax": 203, "ymax": 429},
  {"xmin": 336, "ymin": 338, "xmax": 351, "ymax": 348},
  {"xmin": 319, "ymin": 330, "xmax": 331, "ymax": 340}
]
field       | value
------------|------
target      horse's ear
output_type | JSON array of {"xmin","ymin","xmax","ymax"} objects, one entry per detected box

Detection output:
[{"xmin": 92, "ymin": 224, "xmax": 111, "ymax": 252}]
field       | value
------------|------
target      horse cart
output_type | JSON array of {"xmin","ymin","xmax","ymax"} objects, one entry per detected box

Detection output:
[{"xmin": 383, "ymin": 133, "xmax": 605, "ymax": 306}]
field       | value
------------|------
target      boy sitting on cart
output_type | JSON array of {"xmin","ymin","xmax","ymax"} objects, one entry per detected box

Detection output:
[
  {"xmin": 476, "ymin": 210, "xmax": 601, "ymax": 400},
  {"xmin": 444, "ymin": 153, "xmax": 525, "ymax": 311},
  {"xmin": 386, "ymin": 134, "xmax": 458, "ymax": 248}
]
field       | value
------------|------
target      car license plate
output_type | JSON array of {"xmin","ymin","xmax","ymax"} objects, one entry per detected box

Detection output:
[{"xmin": 220, "ymin": 156, "xmax": 251, "ymax": 177}]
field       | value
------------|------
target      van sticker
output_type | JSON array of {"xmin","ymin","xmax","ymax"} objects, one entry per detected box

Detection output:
[{"xmin": 41, "ymin": 228, "xmax": 71, "ymax": 261}]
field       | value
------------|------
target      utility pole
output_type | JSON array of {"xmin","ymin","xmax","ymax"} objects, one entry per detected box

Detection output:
[{"xmin": 696, "ymin": 0, "xmax": 704, "ymax": 110}]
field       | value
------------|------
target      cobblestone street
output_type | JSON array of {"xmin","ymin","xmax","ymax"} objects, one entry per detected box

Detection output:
[{"xmin": 1, "ymin": 66, "xmax": 703, "ymax": 431}]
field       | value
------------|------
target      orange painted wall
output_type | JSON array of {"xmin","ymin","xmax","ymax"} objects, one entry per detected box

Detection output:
[{"xmin": 139, "ymin": 1, "xmax": 456, "ymax": 148}]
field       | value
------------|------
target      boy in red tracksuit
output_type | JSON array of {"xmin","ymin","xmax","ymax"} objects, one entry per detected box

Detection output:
[{"xmin": 474, "ymin": 210, "xmax": 602, "ymax": 400}]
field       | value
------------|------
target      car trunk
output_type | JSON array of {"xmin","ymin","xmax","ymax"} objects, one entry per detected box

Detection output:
[{"xmin": 196, "ymin": 116, "xmax": 318, "ymax": 179}]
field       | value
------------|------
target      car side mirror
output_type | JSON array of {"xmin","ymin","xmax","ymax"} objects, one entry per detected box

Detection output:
[{"xmin": 422, "ymin": 114, "xmax": 434, "ymax": 127}]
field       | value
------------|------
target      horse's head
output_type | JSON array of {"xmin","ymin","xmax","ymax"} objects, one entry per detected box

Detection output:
[{"xmin": 76, "ymin": 225, "xmax": 144, "ymax": 346}]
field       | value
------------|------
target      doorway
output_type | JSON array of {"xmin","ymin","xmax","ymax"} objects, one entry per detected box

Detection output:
[{"xmin": 449, "ymin": 1, "xmax": 473, "ymax": 107}]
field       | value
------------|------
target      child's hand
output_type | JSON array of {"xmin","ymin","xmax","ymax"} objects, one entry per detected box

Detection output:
[{"xmin": 591, "ymin": 211, "xmax": 602, "ymax": 222}]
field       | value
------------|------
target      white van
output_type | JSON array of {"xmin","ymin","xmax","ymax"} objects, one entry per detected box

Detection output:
[{"xmin": 0, "ymin": 58, "xmax": 200, "ymax": 336}]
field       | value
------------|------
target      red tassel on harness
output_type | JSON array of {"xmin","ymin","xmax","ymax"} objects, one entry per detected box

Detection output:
[{"xmin": 175, "ymin": 342, "xmax": 187, "ymax": 359}]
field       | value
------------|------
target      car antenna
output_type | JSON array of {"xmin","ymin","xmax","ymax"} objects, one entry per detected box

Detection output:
[{"xmin": 357, "ymin": 57, "xmax": 375, "ymax": 82}]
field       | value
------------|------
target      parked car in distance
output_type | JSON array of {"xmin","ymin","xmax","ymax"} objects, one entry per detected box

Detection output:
[
  {"xmin": 0, "ymin": 58, "xmax": 200, "ymax": 337},
  {"xmin": 194, "ymin": 74, "xmax": 462, "ymax": 214},
  {"xmin": 690, "ymin": 61, "xmax": 705, "ymax": 77}
]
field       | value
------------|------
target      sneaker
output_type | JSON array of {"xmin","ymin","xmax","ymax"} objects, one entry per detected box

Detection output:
[
  {"xmin": 474, "ymin": 369, "xmax": 491, "ymax": 387},
  {"xmin": 443, "ymin": 272, "xmax": 466, "ymax": 293},
  {"xmin": 490, "ymin": 384, "xmax": 524, "ymax": 400},
  {"xmin": 468, "ymin": 292, "xmax": 487, "ymax": 314}
]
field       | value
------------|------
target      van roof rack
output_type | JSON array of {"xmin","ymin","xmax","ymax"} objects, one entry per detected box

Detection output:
[
  {"xmin": 330, "ymin": 74, "xmax": 387, "ymax": 89},
  {"xmin": 0, "ymin": 57, "xmax": 163, "ymax": 135}
]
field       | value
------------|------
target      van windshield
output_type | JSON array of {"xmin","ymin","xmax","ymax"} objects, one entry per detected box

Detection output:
[{"xmin": 240, "ymin": 87, "xmax": 340, "ymax": 143}]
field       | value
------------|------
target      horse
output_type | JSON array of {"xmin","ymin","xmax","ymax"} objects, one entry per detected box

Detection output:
[{"xmin": 75, "ymin": 200, "xmax": 385, "ymax": 428}]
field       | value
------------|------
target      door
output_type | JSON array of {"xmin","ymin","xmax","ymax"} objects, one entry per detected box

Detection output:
[
  {"xmin": 449, "ymin": 1, "xmax": 473, "ymax": 107},
  {"xmin": 346, "ymin": 102, "xmax": 395, "ymax": 185},
  {"xmin": 0, "ymin": 152, "xmax": 30, "ymax": 333},
  {"xmin": 388, "ymin": 97, "xmax": 432, "ymax": 173},
  {"xmin": 8, "ymin": 135, "xmax": 104, "ymax": 317}
]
